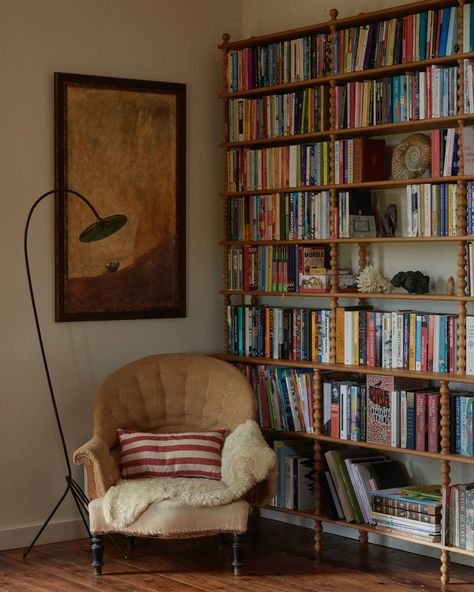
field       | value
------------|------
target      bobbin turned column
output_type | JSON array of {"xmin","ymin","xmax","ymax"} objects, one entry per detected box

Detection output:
[
  {"xmin": 440, "ymin": 381, "xmax": 451, "ymax": 588},
  {"xmin": 313, "ymin": 370, "xmax": 323, "ymax": 554}
]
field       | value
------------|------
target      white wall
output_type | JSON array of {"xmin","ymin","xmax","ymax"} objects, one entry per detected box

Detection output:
[
  {"xmin": 242, "ymin": 0, "xmax": 474, "ymax": 568},
  {"xmin": 0, "ymin": 0, "xmax": 242, "ymax": 549}
]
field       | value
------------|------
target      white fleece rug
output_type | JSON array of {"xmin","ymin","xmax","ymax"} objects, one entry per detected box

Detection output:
[{"xmin": 103, "ymin": 420, "xmax": 276, "ymax": 529}]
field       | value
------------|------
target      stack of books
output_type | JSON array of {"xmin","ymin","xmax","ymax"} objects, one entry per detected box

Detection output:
[
  {"xmin": 227, "ymin": 191, "xmax": 331, "ymax": 241},
  {"xmin": 332, "ymin": 7, "xmax": 458, "ymax": 74},
  {"xmin": 370, "ymin": 486, "xmax": 442, "ymax": 543},
  {"xmin": 405, "ymin": 183, "xmax": 458, "ymax": 237},
  {"xmin": 443, "ymin": 482, "xmax": 474, "ymax": 550},
  {"xmin": 335, "ymin": 65, "xmax": 457, "ymax": 129},
  {"xmin": 450, "ymin": 392, "xmax": 474, "ymax": 456},
  {"xmin": 238, "ymin": 364, "xmax": 315, "ymax": 432},
  {"xmin": 467, "ymin": 182, "xmax": 474, "ymax": 235},
  {"xmin": 226, "ymin": 34, "xmax": 331, "ymax": 92},
  {"xmin": 431, "ymin": 129, "xmax": 459, "ymax": 177},
  {"xmin": 227, "ymin": 87, "xmax": 329, "ymax": 141},
  {"xmin": 227, "ymin": 143, "xmax": 330, "ymax": 191}
]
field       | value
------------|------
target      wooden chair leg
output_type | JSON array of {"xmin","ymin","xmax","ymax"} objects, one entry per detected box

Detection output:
[
  {"xmin": 232, "ymin": 534, "xmax": 244, "ymax": 576},
  {"xmin": 91, "ymin": 535, "xmax": 104, "ymax": 576}
]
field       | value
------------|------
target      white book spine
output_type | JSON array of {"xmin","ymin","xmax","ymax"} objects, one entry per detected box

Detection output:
[
  {"xmin": 391, "ymin": 391, "xmax": 400, "ymax": 448},
  {"xmin": 466, "ymin": 316, "xmax": 474, "ymax": 375},
  {"xmin": 344, "ymin": 311, "xmax": 354, "ymax": 365}
]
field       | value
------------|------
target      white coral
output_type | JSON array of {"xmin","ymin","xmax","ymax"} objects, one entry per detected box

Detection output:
[{"xmin": 357, "ymin": 265, "xmax": 392, "ymax": 294}]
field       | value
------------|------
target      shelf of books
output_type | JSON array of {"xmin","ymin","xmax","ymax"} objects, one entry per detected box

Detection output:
[{"xmin": 219, "ymin": 0, "xmax": 474, "ymax": 587}]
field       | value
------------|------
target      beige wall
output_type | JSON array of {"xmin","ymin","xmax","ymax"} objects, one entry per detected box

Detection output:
[{"xmin": 0, "ymin": 0, "xmax": 241, "ymax": 548}]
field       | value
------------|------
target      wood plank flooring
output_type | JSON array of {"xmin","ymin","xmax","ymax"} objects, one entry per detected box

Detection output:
[{"xmin": 1, "ymin": 516, "xmax": 473, "ymax": 591}]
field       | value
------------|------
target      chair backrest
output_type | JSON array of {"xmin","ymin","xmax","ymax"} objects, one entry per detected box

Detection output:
[{"xmin": 93, "ymin": 354, "xmax": 256, "ymax": 447}]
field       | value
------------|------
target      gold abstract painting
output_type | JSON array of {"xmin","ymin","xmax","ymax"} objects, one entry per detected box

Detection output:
[{"xmin": 55, "ymin": 73, "xmax": 186, "ymax": 320}]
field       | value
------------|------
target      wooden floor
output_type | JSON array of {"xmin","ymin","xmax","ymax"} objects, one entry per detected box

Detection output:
[{"xmin": 1, "ymin": 516, "xmax": 474, "ymax": 591}]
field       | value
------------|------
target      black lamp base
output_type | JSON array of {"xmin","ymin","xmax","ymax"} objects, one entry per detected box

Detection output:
[{"xmin": 22, "ymin": 476, "xmax": 90, "ymax": 560}]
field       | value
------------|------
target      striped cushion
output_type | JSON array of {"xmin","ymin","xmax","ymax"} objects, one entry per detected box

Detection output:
[{"xmin": 117, "ymin": 429, "xmax": 226, "ymax": 480}]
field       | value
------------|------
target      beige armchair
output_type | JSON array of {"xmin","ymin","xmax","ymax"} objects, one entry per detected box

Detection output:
[{"xmin": 74, "ymin": 353, "xmax": 275, "ymax": 576}]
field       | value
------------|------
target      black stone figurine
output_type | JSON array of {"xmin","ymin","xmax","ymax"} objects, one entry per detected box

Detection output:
[{"xmin": 391, "ymin": 271, "xmax": 430, "ymax": 294}]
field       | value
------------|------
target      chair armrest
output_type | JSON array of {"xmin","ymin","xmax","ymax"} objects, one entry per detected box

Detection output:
[
  {"xmin": 243, "ymin": 462, "xmax": 277, "ymax": 507},
  {"xmin": 73, "ymin": 438, "xmax": 120, "ymax": 500}
]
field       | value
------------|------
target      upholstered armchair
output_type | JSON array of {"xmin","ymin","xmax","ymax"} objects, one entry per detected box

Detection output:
[{"xmin": 73, "ymin": 354, "xmax": 276, "ymax": 576}]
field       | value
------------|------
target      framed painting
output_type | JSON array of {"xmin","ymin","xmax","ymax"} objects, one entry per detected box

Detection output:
[{"xmin": 54, "ymin": 72, "xmax": 186, "ymax": 321}]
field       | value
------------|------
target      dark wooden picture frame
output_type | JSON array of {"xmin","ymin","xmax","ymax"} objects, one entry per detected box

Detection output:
[{"xmin": 55, "ymin": 72, "xmax": 186, "ymax": 321}]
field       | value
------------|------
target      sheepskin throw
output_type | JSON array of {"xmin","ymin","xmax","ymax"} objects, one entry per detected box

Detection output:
[{"xmin": 103, "ymin": 420, "xmax": 276, "ymax": 529}]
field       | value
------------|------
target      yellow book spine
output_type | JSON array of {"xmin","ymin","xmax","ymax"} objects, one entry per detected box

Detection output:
[
  {"xmin": 353, "ymin": 311, "xmax": 359, "ymax": 366},
  {"xmin": 409, "ymin": 313, "xmax": 417, "ymax": 370}
]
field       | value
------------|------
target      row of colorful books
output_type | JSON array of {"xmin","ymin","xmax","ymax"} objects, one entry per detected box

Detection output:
[
  {"xmin": 334, "ymin": 66, "xmax": 457, "ymax": 129},
  {"xmin": 443, "ymin": 482, "xmax": 474, "ymax": 550},
  {"xmin": 322, "ymin": 377, "xmax": 446, "ymax": 453},
  {"xmin": 332, "ymin": 7, "xmax": 458, "ymax": 74},
  {"xmin": 227, "ymin": 87, "xmax": 329, "ymax": 142},
  {"xmin": 370, "ymin": 485, "xmax": 442, "ymax": 543},
  {"xmin": 227, "ymin": 245, "xmax": 356, "ymax": 293},
  {"xmin": 227, "ymin": 192, "xmax": 332, "ymax": 241},
  {"xmin": 227, "ymin": 305, "xmax": 332, "ymax": 363},
  {"xmin": 226, "ymin": 34, "xmax": 331, "ymax": 93},
  {"xmin": 238, "ymin": 364, "xmax": 315, "ymax": 433},
  {"xmin": 226, "ymin": 305, "xmax": 474, "ymax": 375},
  {"xmin": 405, "ymin": 183, "xmax": 459, "ymax": 237},
  {"xmin": 227, "ymin": 144, "xmax": 331, "ymax": 192},
  {"xmin": 269, "ymin": 439, "xmax": 315, "ymax": 510},
  {"xmin": 338, "ymin": 308, "xmax": 458, "ymax": 374}
]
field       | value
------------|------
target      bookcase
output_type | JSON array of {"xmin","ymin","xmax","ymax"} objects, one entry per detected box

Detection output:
[{"xmin": 218, "ymin": 0, "xmax": 474, "ymax": 587}]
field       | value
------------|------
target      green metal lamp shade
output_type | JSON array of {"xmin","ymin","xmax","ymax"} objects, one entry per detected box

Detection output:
[{"xmin": 79, "ymin": 214, "xmax": 128, "ymax": 242}]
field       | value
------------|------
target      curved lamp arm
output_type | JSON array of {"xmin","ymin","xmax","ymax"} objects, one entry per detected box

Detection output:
[{"xmin": 23, "ymin": 188, "xmax": 119, "ymax": 477}]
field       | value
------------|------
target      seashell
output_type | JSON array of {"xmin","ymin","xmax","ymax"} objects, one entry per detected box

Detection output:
[{"xmin": 391, "ymin": 133, "xmax": 431, "ymax": 179}]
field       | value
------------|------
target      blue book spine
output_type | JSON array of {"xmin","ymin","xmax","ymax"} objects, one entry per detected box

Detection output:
[
  {"xmin": 461, "ymin": 396, "xmax": 468, "ymax": 455},
  {"xmin": 393, "ymin": 77, "xmax": 400, "ymax": 123},
  {"xmin": 439, "ymin": 316, "xmax": 447, "ymax": 373},
  {"xmin": 456, "ymin": 394, "xmax": 462, "ymax": 454},
  {"xmin": 419, "ymin": 12, "xmax": 427, "ymax": 61},
  {"xmin": 468, "ymin": 184, "xmax": 472, "ymax": 236},
  {"xmin": 415, "ymin": 315, "xmax": 422, "ymax": 370},
  {"xmin": 439, "ymin": 7, "xmax": 451, "ymax": 57}
]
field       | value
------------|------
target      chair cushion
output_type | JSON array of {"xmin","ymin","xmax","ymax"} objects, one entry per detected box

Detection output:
[
  {"xmin": 118, "ymin": 429, "xmax": 225, "ymax": 480},
  {"xmin": 89, "ymin": 497, "xmax": 250, "ymax": 537}
]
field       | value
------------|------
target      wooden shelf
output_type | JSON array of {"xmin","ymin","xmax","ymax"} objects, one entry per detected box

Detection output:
[
  {"xmin": 222, "ymin": 236, "xmax": 473, "ymax": 245},
  {"xmin": 221, "ymin": 289, "xmax": 474, "ymax": 302},
  {"xmin": 260, "ymin": 428, "xmax": 474, "ymax": 465},
  {"xmin": 221, "ymin": 175, "xmax": 474, "ymax": 196},
  {"xmin": 220, "ymin": 130, "xmax": 331, "ymax": 149},
  {"xmin": 215, "ymin": 353, "xmax": 474, "ymax": 384},
  {"xmin": 263, "ymin": 505, "xmax": 474, "ymax": 557}
]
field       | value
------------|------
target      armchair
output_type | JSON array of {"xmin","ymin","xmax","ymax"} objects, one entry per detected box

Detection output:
[{"xmin": 74, "ymin": 354, "xmax": 275, "ymax": 576}]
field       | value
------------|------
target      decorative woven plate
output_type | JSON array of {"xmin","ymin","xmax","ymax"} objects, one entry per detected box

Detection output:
[{"xmin": 391, "ymin": 133, "xmax": 431, "ymax": 179}]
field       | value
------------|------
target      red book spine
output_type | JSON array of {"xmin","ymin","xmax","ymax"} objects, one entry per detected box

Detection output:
[
  {"xmin": 407, "ymin": 15, "xmax": 414, "ymax": 62},
  {"xmin": 243, "ymin": 246, "xmax": 249, "ymax": 291},
  {"xmin": 426, "ymin": 67, "xmax": 432, "ymax": 120},
  {"xmin": 427, "ymin": 393, "xmax": 441, "ymax": 452},
  {"xmin": 435, "ymin": 9, "xmax": 442, "ymax": 57},
  {"xmin": 367, "ymin": 311, "xmax": 376, "ymax": 367},
  {"xmin": 431, "ymin": 129, "xmax": 440, "ymax": 176},
  {"xmin": 331, "ymin": 398, "xmax": 340, "ymax": 438},
  {"xmin": 402, "ymin": 16, "xmax": 407, "ymax": 63},
  {"xmin": 415, "ymin": 392, "xmax": 427, "ymax": 451},
  {"xmin": 350, "ymin": 82, "xmax": 356, "ymax": 128},
  {"xmin": 427, "ymin": 314, "xmax": 435, "ymax": 372}
]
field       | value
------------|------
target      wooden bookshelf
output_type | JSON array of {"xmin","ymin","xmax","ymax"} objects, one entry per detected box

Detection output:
[{"xmin": 219, "ymin": 0, "xmax": 474, "ymax": 587}]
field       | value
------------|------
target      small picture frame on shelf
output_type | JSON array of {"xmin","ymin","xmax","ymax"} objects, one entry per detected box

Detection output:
[{"xmin": 349, "ymin": 215, "xmax": 377, "ymax": 238}]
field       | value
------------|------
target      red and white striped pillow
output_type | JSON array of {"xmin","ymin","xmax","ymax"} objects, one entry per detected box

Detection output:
[{"xmin": 117, "ymin": 428, "xmax": 226, "ymax": 480}]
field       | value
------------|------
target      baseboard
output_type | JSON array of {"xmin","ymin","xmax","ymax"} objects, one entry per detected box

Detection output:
[
  {"xmin": 260, "ymin": 508, "xmax": 474, "ymax": 568},
  {"xmin": 0, "ymin": 519, "xmax": 88, "ymax": 551}
]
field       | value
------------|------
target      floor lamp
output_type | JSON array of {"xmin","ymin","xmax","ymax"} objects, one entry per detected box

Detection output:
[{"xmin": 23, "ymin": 188, "xmax": 127, "ymax": 559}]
